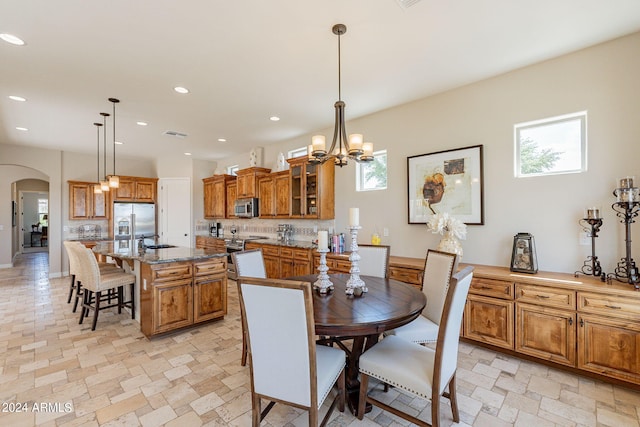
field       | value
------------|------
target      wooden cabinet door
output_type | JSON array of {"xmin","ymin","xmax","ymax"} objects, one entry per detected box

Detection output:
[
  {"xmin": 203, "ymin": 179, "xmax": 215, "ymax": 219},
  {"xmin": 69, "ymin": 183, "xmax": 90, "ymax": 219},
  {"xmin": 464, "ymin": 294, "xmax": 514, "ymax": 349},
  {"xmin": 226, "ymin": 182, "xmax": 237, "ymax": 218},
  {"xmin": 577, "ymin": 313, "xmax": 640, "ymax": 384},
  {"xmin": 114, "ymin": 179, "xmax": 135, "ymax": 201},
  {"xmin": 275, "ymin": 172, "xmax": 290, "ymax": 217},
  {"xmin": 152, "ymin": 278, "xmax": 193, "ymax": 334},
  {"xmin": 135, "ymin": 180, "xmax": 156, "ymax": 202},
  {"xmin": 516, "ymin": 303, "xmax": 576, "ymax": 366},
  {"xmin": 236, "ymin": 173, "xmax": 251, "ymax": 198},
  {"xmin": 212, "ymin": 179, "xmax": 226, "ymax": 218},
  {"xmin": 194, "ymin": 276, "xmax": 226, "ymax": 323},
  {"xmin": 258, "ymin": 176, "xmax": 275, "ymax": 217},
  {"xmin": 280, "ymin": 258, "xmax": 294, "ymax": 279},
  {"xmin": 293, "ymin": 258, "xmax": 311, "ymax": 276},
  {"xmin": 91, "ymin": 189, "xmax": 109, "ymax": 219},
  {"xmin": 264, "ymin": 256, "xmax": 280, "ymax": 278}
]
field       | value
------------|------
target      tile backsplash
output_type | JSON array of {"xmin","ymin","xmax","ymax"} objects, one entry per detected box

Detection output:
[{"xmin": 64, "ymin": 221, "xmax": 107, "ymax": 240}]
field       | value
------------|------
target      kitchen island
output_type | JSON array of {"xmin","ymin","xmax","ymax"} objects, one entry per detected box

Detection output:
[{"xmin": 93, "ymin": 241, "xmax": 228, "ymax": 338}]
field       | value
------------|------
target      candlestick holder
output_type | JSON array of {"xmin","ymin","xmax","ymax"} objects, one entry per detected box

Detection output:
[
  {"xmin": 607, "ymin": 195, "xmax": 640, "ymax": 289},
  {"xmin": 345, "ymin": 225, "xmax": 367, "ymax": 295},
  {"xmin": 313, "ymin": 248, "xmax": 334, "ymax": 294},
  {"xmin": 575, "ymin": 217, "xmax": 604, "ymax": 279}
]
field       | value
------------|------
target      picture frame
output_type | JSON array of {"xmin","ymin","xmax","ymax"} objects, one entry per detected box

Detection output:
[
  {"xmin": 510, "ymin": 232, "xmax": 538, "ymax": 273},
  {"xmin": 407, "ymin": 144, "xmax": 484, "ymax": 225}
]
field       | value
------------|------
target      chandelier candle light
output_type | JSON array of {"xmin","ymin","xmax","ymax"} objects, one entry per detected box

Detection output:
[
  {"xmin": 314, "ymin": 230, "xmax": 334, "ymax": 294},
  {"xmin": 346, "ymin": 207, "xmax": 367, "ymax": 296},
  {"xmin": 99, "ymin": 112, "xmax": 110, "ymax": 192},
  {"xmin": 93, "ymin": 122, "xmax": 103, "ymax": 194},
  {"xmin": 308, "ymin": 24, "xmax": 374, "ymax": 167},
  {"xmin": 108, "ymin": 98, "xmax": 120, "ymax": 189}
]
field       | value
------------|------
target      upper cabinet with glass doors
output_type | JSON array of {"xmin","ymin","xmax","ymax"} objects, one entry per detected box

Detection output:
[{"xmin": 287, "ymin": 157, "xmax": 335, "ymax": 219}]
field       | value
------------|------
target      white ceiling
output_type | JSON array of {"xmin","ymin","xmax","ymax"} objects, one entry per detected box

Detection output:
[{"xmin": 2, "ymin": 0, "xmax": 640, "ymax": 162}]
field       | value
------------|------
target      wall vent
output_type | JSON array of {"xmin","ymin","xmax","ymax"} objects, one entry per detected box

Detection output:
[{"xmin": 163, "ymin": 130, "xmax": 188, "ymax": 138}]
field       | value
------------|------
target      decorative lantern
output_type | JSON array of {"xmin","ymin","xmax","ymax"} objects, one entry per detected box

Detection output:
[{"xmin": 510, "ymin": 232, "xmax": 538, "ymax": 274}]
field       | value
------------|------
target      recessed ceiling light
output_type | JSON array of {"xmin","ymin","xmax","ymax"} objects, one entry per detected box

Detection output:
[
  {"xmin": 0, "ymin": 33, "xmax": 25, "ymax": 46},
  {"xmin": 16, "ymin": 126, "xmax": 28, "ymax": 131},
  {"xmin": 270, "ymin": 116, "xmax": 280, "ymax": 121},
  {"xmin": 184, "ymin": 152, "xmax": 192, "ymax": 156},
  {"xmin": 137, "ymin": 121, "xmax": 148, "ymax": 126},
  {"xmin": 9, "ymin": 95, "xmax": 26, "ymax": 102},
  {"xmin": 218, "ymin": 138, "xmax": 227, "ymax": 143},
  {"xmin": 115, "ymin": 141, "xmax": 124, "ymax": 145},
  {"xmin": 174, "ymin": 86, "xmax": 190, "ymax": 94}
]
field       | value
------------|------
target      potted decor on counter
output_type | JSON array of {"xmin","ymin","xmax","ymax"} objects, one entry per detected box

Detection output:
[{"xmin": 427, "ymin": 212, "xmax": 467, "ymax": 260}]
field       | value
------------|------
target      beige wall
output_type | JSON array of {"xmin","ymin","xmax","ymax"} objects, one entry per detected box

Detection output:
[{"xmin": 215, "ymin": 31, "xmax": 640, "ymax": 274}]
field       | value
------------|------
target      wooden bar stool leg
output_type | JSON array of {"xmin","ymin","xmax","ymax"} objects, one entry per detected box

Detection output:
[
  {"xmin": 91, "ymin": 291, "xmax": 102, "ymax": 331},
  {"xmin": 67, "ymin": 274, "xmax": 76, "ymax": 303}
]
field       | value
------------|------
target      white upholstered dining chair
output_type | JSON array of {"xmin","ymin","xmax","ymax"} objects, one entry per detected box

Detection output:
[
  {"xmin": 357, "ymin": 266, "xmax": 474, "ymax": 426},
  {"xmin": 237, "ymin": 276, "xmax": 346, "ymax": 427},
  {"xmin": 385, "ymin": 249, "xmax": 458, "ymax": 344},
  {"xmin": 231, "ymin": 249, "xmax": 267, "ymax": 366},
  {"xmin": 357, "ymin": 244, "xmax": 390, "ymax": 278}
]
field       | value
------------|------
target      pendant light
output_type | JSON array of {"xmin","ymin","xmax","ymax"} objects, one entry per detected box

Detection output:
[
  {"xmin": 108, "ymin": 98, "xmax": 120, "ymax": 188},
  {"xmin": 100, "ymin": 112, "xmax": 110, "ymax": 191},
  {"xmin": 309, "ymin": 24, "xmax": 374, "ymax": 167},
  {"xmin": 94, "ymin": 122, "xmax": 103, "ymax": 194}
]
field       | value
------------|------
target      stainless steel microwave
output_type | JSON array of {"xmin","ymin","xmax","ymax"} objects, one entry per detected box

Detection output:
[{"xmin": 234, "ymin": 198, "xmax": 259, "ymax": 218}]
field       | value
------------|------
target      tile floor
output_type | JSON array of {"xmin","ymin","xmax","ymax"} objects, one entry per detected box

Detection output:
[{"xmin": 1, "ymin": 252, "xmax": 639, "ymax": 426}]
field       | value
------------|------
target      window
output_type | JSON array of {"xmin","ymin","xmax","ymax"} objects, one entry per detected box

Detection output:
[
  {"xmin": 356, "ymin": 150, "xmax": 387, "ymax": 192},
  {"xmin": 288, "ymin": 146, "xmax": 308, "ymax": 158},
  {"xmin": 227, "ymin": 165, "xmax": 239, "ymax": 176},
  {"xmin": 38, "ymin": 198, "xmax": 48, "ymax": 226},
  {"xmin": 514, "ymin": 111, "xmax": 587, "ymax": 177}
]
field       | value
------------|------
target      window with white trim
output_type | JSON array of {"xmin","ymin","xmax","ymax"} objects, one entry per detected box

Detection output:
[
  {"xmin": 356, "ymin": 150, "xmax": 387, "ymax": 192},
  {"xmin": 227, "ymin": 165, "xmax": 239, "ymax": 176},
  {"xmin": 288, "ymin": 147, "xmax": 308, "ymax": 158},
  {"xmin": 514, "ymin": 111, "xmax": 587, "ymax": 177}
]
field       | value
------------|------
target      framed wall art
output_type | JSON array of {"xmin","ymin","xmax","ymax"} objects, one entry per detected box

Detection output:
[{"xmin": 407, "ymin": 144, "xmax": 484, "ymax": 225}]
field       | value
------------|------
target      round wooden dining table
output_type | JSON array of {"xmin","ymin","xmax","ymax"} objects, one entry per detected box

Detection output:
[{"xmin": 290, "ymin": 273, "xmax": 426, "ymax": 415}]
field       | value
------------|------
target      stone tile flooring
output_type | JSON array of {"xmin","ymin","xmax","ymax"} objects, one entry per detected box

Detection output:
[{"xmin": 1, "ymin": 252, "xmax": 639, "ymax": 426}]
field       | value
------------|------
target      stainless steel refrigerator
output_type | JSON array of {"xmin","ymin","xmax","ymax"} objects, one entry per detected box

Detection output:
[{"xmin": 113, "ymin": 202, "xmax": 156, "ymax": 251}]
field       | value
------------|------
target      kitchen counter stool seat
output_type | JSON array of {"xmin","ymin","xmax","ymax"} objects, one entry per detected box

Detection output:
[{"xmin": 74, "ymin": 245, "xmax": 135, "ymax": 331}]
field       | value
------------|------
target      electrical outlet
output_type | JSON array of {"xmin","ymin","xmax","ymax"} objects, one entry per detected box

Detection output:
[
  {"xmin": 383, "ymin": 227, "xmax": 389, "ymax": 237},
  {"xmin": 579, "ymin": 231, "xmax": 591, "ymax": 245}
]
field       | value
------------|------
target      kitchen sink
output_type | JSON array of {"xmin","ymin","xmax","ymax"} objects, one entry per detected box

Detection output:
[{"xmin": 145, "ymin": 244, "xmax": 176, "ymax": 249}]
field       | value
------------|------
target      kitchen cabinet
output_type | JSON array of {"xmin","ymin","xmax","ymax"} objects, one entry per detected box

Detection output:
[
  {"xmin": 112, "ymin": 176, "xmax": 158, "ymax": 203},
  {"xmin": 244, "ymin": 242, "xmax": 312, "ymax": 278},
  {"xmin": 257, "ymin": 171, "xmax": 290, "ymax": 218},
  {"xmin": 236, "ymin": 167, "xmax": 271, "ymax": 199},
  {"xmin": 195, "ymin": 236, "xmax": 226, "ymax": 253},
  {"xmin": 203, "ymin": 174, "xmax": 235, "ymax": 219},
  {"xmin": 288, "ymin": 157, "xmax": 334, "ymax": 219},
  {"xmin": 139, "ymin": 257, "xmax": 227, "ymax": 337},
  {"xmin": 68, "ymin": 181, "xmax": 110, "ymax": 220},
  {"xmin": 226, "ymin": 181, "xmax": 237, "ymax": 219}
]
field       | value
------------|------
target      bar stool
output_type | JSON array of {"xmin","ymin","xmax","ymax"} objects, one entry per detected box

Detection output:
[
  {"xmin": 74, "ymin": 245, "xmax": 136, "ymax": 330},
  {"xmin": 63, "ymin": 241, "xmax": 119, "ymax": 313}
]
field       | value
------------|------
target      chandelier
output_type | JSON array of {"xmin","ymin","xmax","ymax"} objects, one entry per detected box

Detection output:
[
  {"xmin": 93, "ymin": 122, "xmax": 104, "ymax": 194},
  {"xmin": 308, "ymin": 24, "xmax": 374, "ymax": 167},
  {"xmin": 107, "ymin": 98, "xmax": 120, "ymax": 188}
]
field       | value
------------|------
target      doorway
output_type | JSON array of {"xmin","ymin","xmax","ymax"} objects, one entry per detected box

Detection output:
[{"xmin": 19, "ymin": 189, "xmax": 49, "ymax": 254}]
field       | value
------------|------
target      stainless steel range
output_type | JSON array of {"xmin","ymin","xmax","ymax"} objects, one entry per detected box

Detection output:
[{"xmin": 225, "ymin": 235, "xmax": 268, "ymax": 280}]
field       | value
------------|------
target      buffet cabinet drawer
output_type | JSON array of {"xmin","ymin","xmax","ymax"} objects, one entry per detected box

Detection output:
[
  {"xmin": 578, "ymin": 292, "xmax": 640, "ymax": 320},
  {"xmin": 280, "ymin": 247, "xmax": 294, "ymax": 258},
  {"xmin": 389, "ymin": 266, "xmax": 422, "ymax": 287},
  {"xmin": 150, "ymin": 262, "xmax": 192, "ymax": 281},
  {"xmin": 515, "ymin": 283, "xmax": 575, "ymax": 309},
  {"xmin": 194, "ymin": 259, "xmax": 226, "ymax": 276},
  {"xmin": 470, "ymin": 277, "xmax": 514, "ymax": 300}
]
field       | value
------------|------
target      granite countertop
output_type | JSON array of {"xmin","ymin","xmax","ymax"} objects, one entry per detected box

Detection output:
[
  {"xmin": 92, "ymin": 241, "xmax": 227, "ymax": 264},
  {"xmin": 250, "ymin": 239, "xmax": 317, "ymax": 250}
]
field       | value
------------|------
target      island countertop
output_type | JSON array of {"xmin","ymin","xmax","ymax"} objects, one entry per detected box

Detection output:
[{"xmin": 92, "ymin": 241, "xmax": 227, "ymax": 264}]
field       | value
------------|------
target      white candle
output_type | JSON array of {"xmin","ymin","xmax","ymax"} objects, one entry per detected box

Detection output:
[
  {"xmin": 349, "ymin": 208, "xmax": 359, "ymax": 227},
  {"xmin": 586, "ymin": 207, "xmax": 600, "ymax": 219},
  {"xmin": 348, "ymin": 133, "xmax": 363, "ymax": 151},
  {"xmin": 318, "ymin": 230, "xmax": 328, "ymax": 250}
]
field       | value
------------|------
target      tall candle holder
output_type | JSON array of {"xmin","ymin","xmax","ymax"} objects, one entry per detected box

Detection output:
[
  {"xmin": 345, "ymin": 225, "xmax": 367, "ymax": 295},
  {"xmin": 608, "ymin": 180, "xmax": 640, "ymax": 289},
  {"xmin": 314, "ymin": 248, "xmax": 334, "ymax": 294},
  {"xmin": 575, "ymin": 217, "xmax": 604, "ymax": 279}
]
